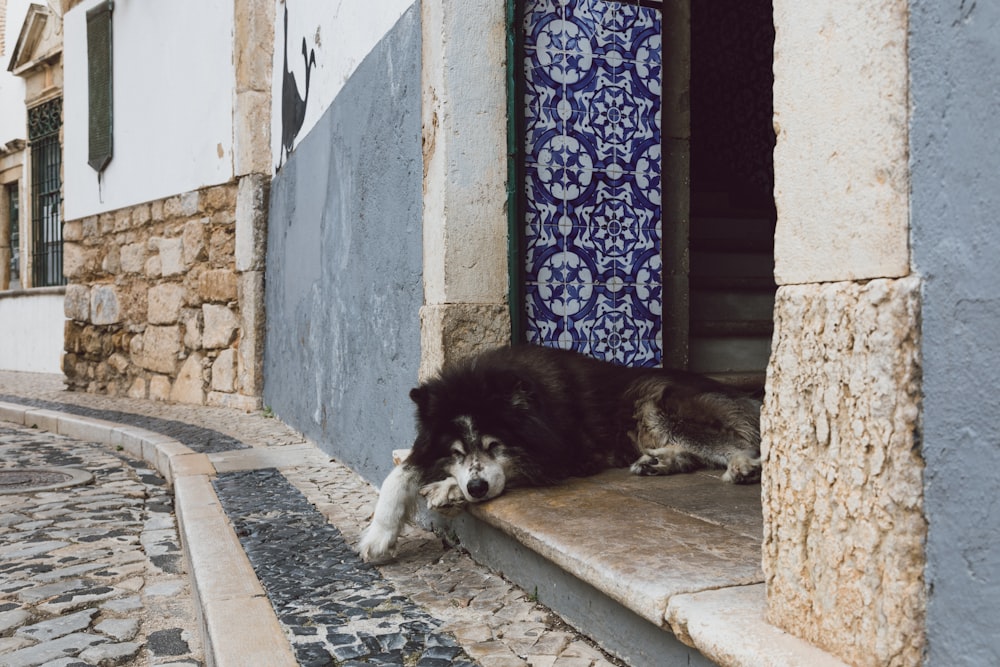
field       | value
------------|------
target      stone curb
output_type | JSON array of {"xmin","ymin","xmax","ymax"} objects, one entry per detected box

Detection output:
[{"xmin": 0, "ymin": 400, "xmax": 298, "ymax": 667}]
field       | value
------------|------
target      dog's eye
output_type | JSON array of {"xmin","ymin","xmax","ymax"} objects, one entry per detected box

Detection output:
[
  {"xmin": 483, "ymin": 438, "xmax": 502, "ymax": 453},
  {"xmin": 450, "ymin": 443, "xmax": 466, "ymax": 458}
]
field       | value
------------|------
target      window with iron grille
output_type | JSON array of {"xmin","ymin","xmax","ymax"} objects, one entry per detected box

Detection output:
[
  {"xmin": 7, "ymin": 182, "xmax": 19, "ymax": 289},
  {"xmin": 28, "ymin": 97, "xmax": 64, "ymax": 287}
]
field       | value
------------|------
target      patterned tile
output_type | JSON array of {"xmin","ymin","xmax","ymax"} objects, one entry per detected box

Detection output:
[{"xmin": 523, "ymin": 0, "xmax": 663, "ymax": 366}]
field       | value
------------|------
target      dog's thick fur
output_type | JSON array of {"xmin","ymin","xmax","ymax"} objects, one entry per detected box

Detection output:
[{"xmin": 359, "ymin": 345, "xmax": 761, "ymax": 562}]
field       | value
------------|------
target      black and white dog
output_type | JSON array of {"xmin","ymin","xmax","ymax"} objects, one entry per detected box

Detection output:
[{"xmin": 359, "ymin": 345, "xmax": 761, "ymax": 562}]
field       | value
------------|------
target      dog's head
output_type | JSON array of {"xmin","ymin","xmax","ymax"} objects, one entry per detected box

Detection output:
[{"xmin": 407, "ymin": 366, "xmax": 534, "ymax": 503}]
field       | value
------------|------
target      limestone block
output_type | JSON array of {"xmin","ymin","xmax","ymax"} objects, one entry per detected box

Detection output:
[
  {"xmin": 211, "ymin": 348, "xmax": 237, "ymax": 393},
  {"xmin": 101, "ymin": 245, "xmax": 120, "ymax": 274},
  {"xmin": 90, "ymin": 285, "xmax": 122, "ymax": 325},
  {"xmin": 237, "ymin": 271, "xmax": 265, "ymax": 395},
  {"xmin": 236, "ymin": 174, "xmax": 269, "ymax": 272},
  {"xmin": 108, "ymin": 353, "xmax": 129, "ymax": 374},
  {"xmin": 182, "ymin": 219, "xmax": 208, "ymax": 265},
  {"xmin": 199, "ymin": 269, "xmax": 238, "ymax": 303},
  {"xmin": 761, "ymin": 276, "xmax": 925, "ymax": 666},
  {"xmin": 772, "ymin": 0, "xmax": 909, "ymax": 284},
  {"xmin": 127, "ymin": 378, "xmax": 146, "ymax": 399},
  {"xmin": 82, "ymin": 216, "xmax": 99, "ymax": 238},
  {"xmin": 135, "ymin": 326, "xmax": 181, "ymax": 374},
  {"xmin": 171, "ymin": 353, "xmax": 206, "ymax": 405},
  {"xmin": 418, "ymin": 303, "xmax": 511, "ymax": 382},
  {"xmin": 149, "ymin": 375, "xmax": 171, "ymax": 401},
  {"xmin": 156, "ymin": 237, "xmax": 185, "ymax": 277},
  {"xmin": 165, "ymin": 191, "xmax": 200, "ymax": 219},
  {"xmin": 145, "ymin": 255, "xmax": 162, "ymax": 278},
  {"xmin": 63, "ymin": 243, "xmax": 94, "ymax": 280},
  {"xmin": 148, "ymin": 283, "xmax": 187, "ymax": 325},
  {"xmin": 132, "ymin": 203, "xmax": 151, "ymax": 226},
  {"xmin": 64, "ymin": 285, "xmax": 90, "ymax": 322},
  {"xmin": 121, "ymin": 243, "xmax": 146, "ymax": 274},
  {"xmin": 183, "ymin": 311, "xmax": 203, "ymax": 350},
  {"xmin": 202, "ymin": 304, "xmax": 239, "ymax": 349},
  {"xmin": 234, "ymin": 89, "xmax": 272, "ymax": 177},
  {"xmin": 63, "ymin": 219, "xmax": 84, "ymax": 242}
]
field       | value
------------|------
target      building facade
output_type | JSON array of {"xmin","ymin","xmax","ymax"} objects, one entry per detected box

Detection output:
[{"xmin": 0, "ymin": 1, "xmax": 996, "ymax": 664}]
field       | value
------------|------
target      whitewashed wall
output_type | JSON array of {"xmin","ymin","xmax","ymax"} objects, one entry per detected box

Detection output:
[
  {"xmin": 0, "ymin": 290, "xmax": 64, "ymax": 373},
  {"xmin": 269, "ymin": 0, "xmax": 413, "ymax": 167},
  {"xmin": 0, "ymin": 0, "xmax": 31, "ymax": 144},
  {"xmin": 62, "ymin": 0, "xmax": 236, "ymax": 220}
]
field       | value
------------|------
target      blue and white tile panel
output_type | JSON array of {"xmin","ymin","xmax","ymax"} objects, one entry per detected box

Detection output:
[{"xmin": 522, "ymin": 0, "xmax": 663, "ymax": 367}]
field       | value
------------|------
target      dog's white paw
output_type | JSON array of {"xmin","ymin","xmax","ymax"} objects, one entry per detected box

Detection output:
[
  {"xmin": 358, "ymin": 523, "xmax": 397, "ymax": 563},
  {"xmin": 420, "ymin": 478, "xmax": 467, "ymax": 516},
  {"xmin": 629, "ymin": 453, "xmax": 663, "ymax": 476},
  {"xmin": 722, "ymin": 453, "xmax": 762, "ymax": 484}
]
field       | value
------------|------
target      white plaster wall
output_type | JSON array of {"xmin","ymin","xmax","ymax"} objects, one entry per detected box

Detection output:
[
  {"xmin": 62, "ymin": 0, "xmax": 236, "ymax": 220},
  {"xmin": 270, "ymin": 0, "xmax": 413, "ymax": 167},
  {"xmin": 0, "ymin": 0, "xmax": 31, "ymax": 144},
  {"xmin": 0, "ymin": 291, "xmax": 64, "ymax": 373}
]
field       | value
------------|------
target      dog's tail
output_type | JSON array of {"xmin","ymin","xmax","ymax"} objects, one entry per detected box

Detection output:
[{"xmin": 358, "ymin": 463, "xmax": 420, "ymax": 563}]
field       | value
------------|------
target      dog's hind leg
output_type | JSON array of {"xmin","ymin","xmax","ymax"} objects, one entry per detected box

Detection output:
[
  {"xmin": 359, "ymin": 464, "xmax": 420, "ymax": 563},
  {"xmin": 721, "ymin": 451, "xmax": 762, "ymax": 484}
]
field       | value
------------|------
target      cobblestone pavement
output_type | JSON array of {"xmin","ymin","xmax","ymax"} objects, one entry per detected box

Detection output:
[
  {"xmin": 0, "ymin": 371, "xmax": 624, "ymax": 667},
  {"xmin": 0, "ymin": 423, "xmax": 202, "ymax": 666}
]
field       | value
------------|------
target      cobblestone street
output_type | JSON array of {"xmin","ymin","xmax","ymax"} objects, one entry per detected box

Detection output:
[
  {"xmin": 0, "ymin": 423, "xmax": 202, "ymax": 666},
  {"xmin": 0, "ymin": 372, "xmax": 624, "ymax": 667}
]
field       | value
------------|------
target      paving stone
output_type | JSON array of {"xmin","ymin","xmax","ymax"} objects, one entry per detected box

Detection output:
[
  {"xmin": 80, "ymin": 640, "xmax": 142, "ymax": 664},
  {"xmin": 0, "ymin": 609, "xmax": 31, "ymax": 634},
  {"xmin": 95, "ymin": 617, "xmax": 140, "ymax": 642},
  {"xmin": 15, "ymin": 608, "xmax": 96, "ymax": 642},
  {"xmin": 0, "ymin": 632, "xmax": 105, "ymax": 667}
]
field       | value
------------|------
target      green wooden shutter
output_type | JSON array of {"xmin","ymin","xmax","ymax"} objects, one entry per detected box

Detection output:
[{"xmin": 87, "ymin": 1, "xmax": 113, "ymax": 173}]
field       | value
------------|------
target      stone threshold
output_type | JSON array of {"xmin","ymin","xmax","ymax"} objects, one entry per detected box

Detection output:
[{"xmin": 408, "ymin": 454, "xmax": 849, "ymax": 667}]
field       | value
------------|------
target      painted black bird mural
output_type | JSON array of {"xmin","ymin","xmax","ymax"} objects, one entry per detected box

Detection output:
[{"xmin": 280, "ymin": 3, "xmax": 317, "ymax": 166}]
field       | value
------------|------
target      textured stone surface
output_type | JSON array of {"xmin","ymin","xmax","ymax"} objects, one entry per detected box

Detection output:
[
  {"xmin": 772, "ymin": 0, "xmax": 909, "ymax": 284},
  {"xmin": 418, "ymin": 303, "xmax": 511, "ymax": 382},
  {"xmin": 0, "ymin": 424, "xmax": 202, "ymax": 666},
  {"xmin": 64, "ymin": 285, "xmax": 90, "ymax": 322},
  {"xmin": 90, "ymin": 285, "xmax": 121, "ymax": 325},
  {"xmin": 761, "ymin": 276, "xmax": 925, "ymax": 666},
  {"xmin": 62, "ymin": 182, "xmax": 254, "ymax": 406},
  {"xmin": 202, "ymin": 304, "xmax": 239, "ymax": 349},
  {"xmin": 148, "ymin": 283, "xmax": 187, "ymax": 325}
]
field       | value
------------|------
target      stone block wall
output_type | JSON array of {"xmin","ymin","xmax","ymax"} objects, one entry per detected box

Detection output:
[
  {"xmin": 62, "ymin": 183, "xmax": 259, "ymax": 409},
  {"xmin": 761, "ymin": 277, "xmax": 925, "ymax": 666}
]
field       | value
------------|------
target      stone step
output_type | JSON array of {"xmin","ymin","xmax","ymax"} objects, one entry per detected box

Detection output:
[{"xmin": 422, "ymin": 465, "xmax": 849, "ymax": 667}]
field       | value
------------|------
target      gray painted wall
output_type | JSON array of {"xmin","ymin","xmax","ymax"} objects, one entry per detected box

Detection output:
[
  {"xmin": 264, "ymin": 5, "xmax": 422, "ymax": 485},
  {"xmin": 910, "ymin": 2, "xmax": 1000, "ymax": 665}
]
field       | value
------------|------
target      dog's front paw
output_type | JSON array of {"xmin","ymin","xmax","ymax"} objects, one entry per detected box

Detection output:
[
  {"xmin": 629, "ymin": 454, "xmax": 664, "ymax": 476},
  {"xmin": 722, "ymin": 453, "xmax": 761, "ymax": 484},
  {"xmin": 420, "ymin": 479, "xmax": 467, "ymax": 517},
  {"xmin": 358, "ymin": 523, "xmax": 398, "ymax": 563}
]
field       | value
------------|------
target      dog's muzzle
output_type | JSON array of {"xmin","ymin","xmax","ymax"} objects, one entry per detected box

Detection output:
[{"xmin": 466, "ymin": 477, "xmax": 489, "ymax": 499}]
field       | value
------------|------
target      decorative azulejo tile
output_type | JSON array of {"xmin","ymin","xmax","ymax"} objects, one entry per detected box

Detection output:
[{"xmin": 523, "ymin": 0, "xmax": 662, "ymax": 367}]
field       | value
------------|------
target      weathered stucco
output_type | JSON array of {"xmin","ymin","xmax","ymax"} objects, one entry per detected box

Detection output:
[
  {"xmin": 772, "ymin": 0, "xmax": 910, "ymax": 285},
  {"xmin": 761, "ymin": 276, "xmax": 924, "ymax": 666}
]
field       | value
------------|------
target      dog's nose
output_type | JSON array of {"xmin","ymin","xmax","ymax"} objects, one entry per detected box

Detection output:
[{"xmin": 467, "ymin": 478, "xmax": 489, "ymax": 499}]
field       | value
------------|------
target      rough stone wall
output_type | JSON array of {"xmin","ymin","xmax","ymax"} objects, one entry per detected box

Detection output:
[
  {"xmin": 761, "ymin": 276, "xmax": 925, "ymax": 667},
  {"xmin": 62, "ymin": 183, "xmax": 256, "ymax": 409}
]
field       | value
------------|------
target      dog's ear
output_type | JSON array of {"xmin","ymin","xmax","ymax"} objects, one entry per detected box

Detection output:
[{"xmin": 409, "ymin": 385, "xmax": 429, "ymax": 414}]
